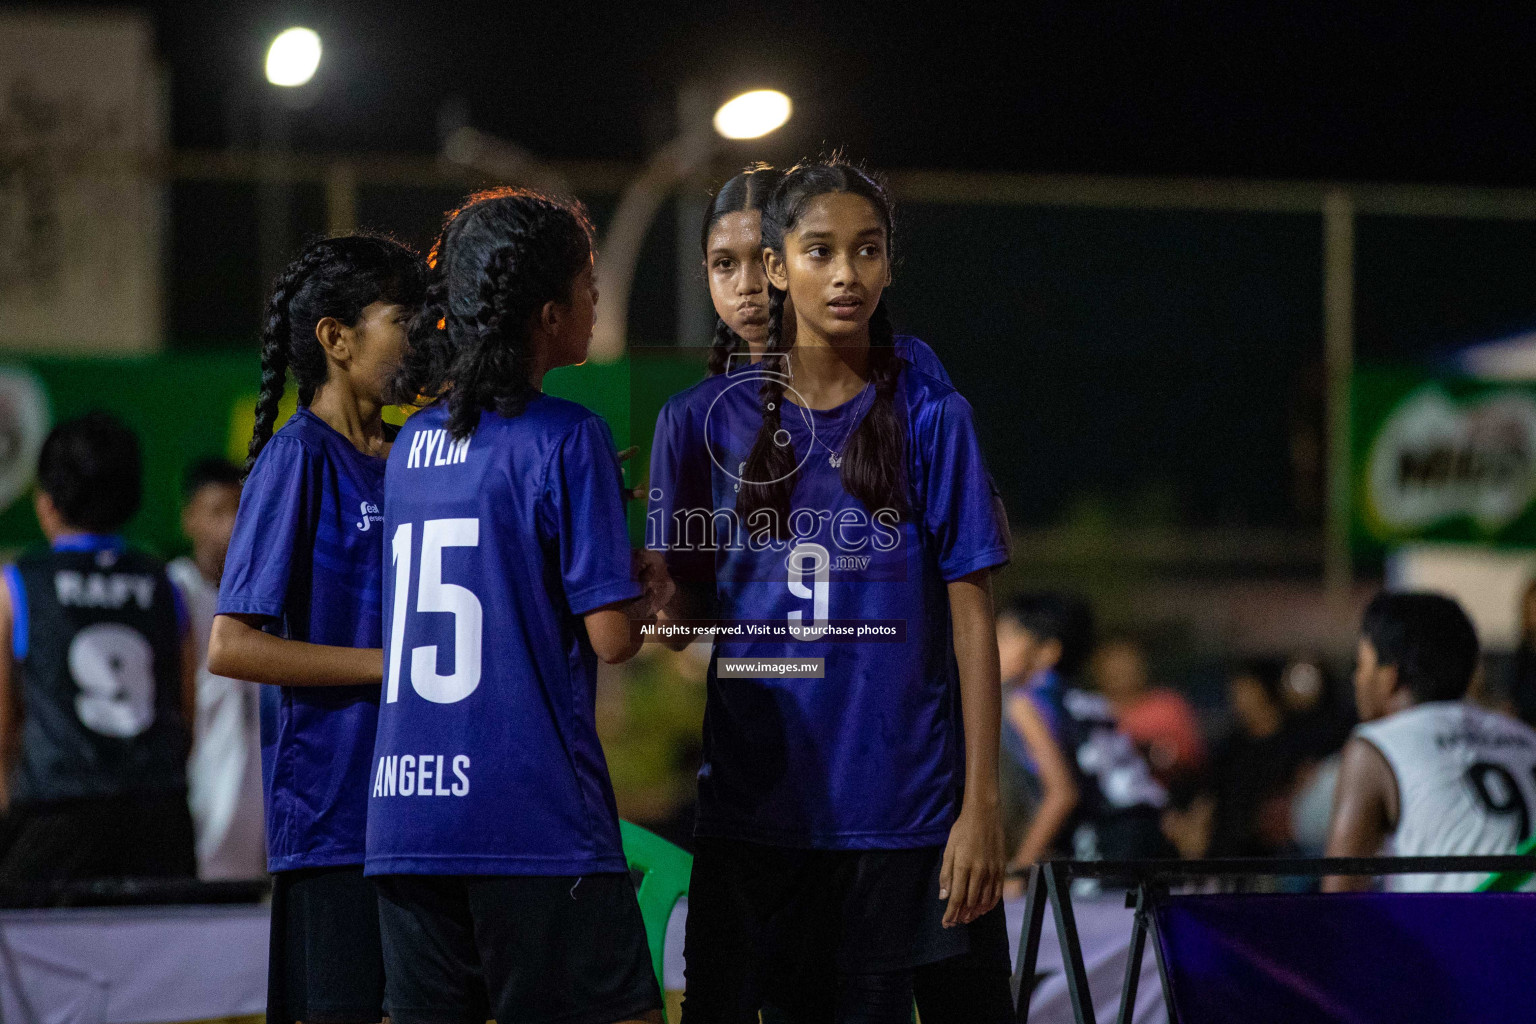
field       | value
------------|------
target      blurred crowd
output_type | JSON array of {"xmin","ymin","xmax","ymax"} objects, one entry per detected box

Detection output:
[{"xmin": 603, "ymin": 584, "xmax": 1536, "ymax": 884}]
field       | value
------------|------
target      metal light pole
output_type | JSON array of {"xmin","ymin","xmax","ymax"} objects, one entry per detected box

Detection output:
[
  {"xmin": 587, "ymin": 88, "xmax": 792, "ymax": 363},
  {"xmin": 674, "ymin": 84, "xmax": 716, "ymax": 352},
  {"xmin": 1322, "ymin": 190, "xmax": 1356, "ymax": 608}
]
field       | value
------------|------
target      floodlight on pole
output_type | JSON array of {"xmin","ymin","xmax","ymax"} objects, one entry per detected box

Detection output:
[
  {"xmin": 589, "ymin": 87, "xmax": 793, "ymax": 363},
  {"xmin": 266, "ymin": 28, "xmax": 322, "ymax": 87},
  {"xmin": 713, "ymin": 90, "xmax": 793, "ymax": 140}
]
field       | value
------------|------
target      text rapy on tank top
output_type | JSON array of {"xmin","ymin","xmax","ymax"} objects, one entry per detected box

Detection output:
[
  {"xmin": 371, "ymin": 753, "xmax": 471, "ymax": 798},
  {"xmin": 55, "ymin": 570, "xmax": 156, "ymax": 610}
]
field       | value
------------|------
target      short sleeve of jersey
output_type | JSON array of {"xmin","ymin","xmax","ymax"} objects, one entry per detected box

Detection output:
[
  {"xmin": 541, "ymin": 415, "xmax": 641, "ymax": 616},
  {"xmin": 217, "ymin": 436, "xmax": 319, "ymax": 620},
  {"xmin": 919, "ymin": 391, "xmax": 1010, "ymax": 581},
  {"xmin": 647, "ymin": 396, "xmax": 715, "ymax": 585},
  {"xmin": 897, "ymin": 335, "xmax": 953, "ymax": 386}
]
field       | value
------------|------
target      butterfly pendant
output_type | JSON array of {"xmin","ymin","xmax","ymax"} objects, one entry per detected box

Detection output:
[{"xmin": 828, "ymin": 453, "xmax": 843, "ymax": 468}]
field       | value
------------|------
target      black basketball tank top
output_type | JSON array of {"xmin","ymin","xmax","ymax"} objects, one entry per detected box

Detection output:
[{"xmin": 10, "ymin": 543, "xmax": 188, "ymax": 806}]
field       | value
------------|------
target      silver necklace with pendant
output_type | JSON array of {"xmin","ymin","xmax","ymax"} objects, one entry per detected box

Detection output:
[{"xmin": 813, "ymin": 386, "xmax": 874, "ymax": 469}]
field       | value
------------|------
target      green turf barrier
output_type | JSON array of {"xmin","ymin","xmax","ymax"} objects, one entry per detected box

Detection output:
[
  {"xmin": 621, "ymin": 820, "xmax": 692, "ymax": 1014},
  {"xmin": 1476, "ymin": 835, "xmax": 1536, "ymax": 892}
]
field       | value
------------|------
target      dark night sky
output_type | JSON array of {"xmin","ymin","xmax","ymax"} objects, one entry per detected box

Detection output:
[
  {"xmin": 89, "ymin": 2, "xmax": 1536, "ymax": 534},
  {"xmin": 112, "ymin": 1, "xmax": 1536, "ymax": 185}
]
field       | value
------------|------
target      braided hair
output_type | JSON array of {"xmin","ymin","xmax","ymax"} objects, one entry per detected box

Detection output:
[
  {"xmin": 389, "ymin": 188, "xmax": 595, "ymax": 440},
  {"xmin": 247, "ymin": 235, "xmax": 426, "ymax": 476},
  {"xmin": 702, "ymin": 163, "xmax": 780, "ymax": 376},
  {"xmin": 736, "ymin": 161, "xmax": 906, "ymax": 538}
]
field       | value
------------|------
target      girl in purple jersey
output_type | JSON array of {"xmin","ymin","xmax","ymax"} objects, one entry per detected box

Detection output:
[
  {"xmin": 370, "ymin": 188, "xmax": 667, "ymax": 1024},
  {"xmin": 659, "ymin": 161, "xmax": 1008, "ymax": 1024},
  {"xmin": 701, "ymin": 164, "xmax": 950, "ymax": 382},
  {"xmin": 691, "ymin": 166, "xmax": 1015, "ymax": 1021},
  {"xmin": 209, "ymin": 235, "xmax": 424, "ymax": 1024},
  {"xmin": 703, "ymin": 163, "xmax": 778, "ymax": 375}
]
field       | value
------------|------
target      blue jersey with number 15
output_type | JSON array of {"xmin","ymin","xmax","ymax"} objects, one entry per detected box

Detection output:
[{"xmin": 365, "ymin": 396, "xmax": 640, "ymax": 876}]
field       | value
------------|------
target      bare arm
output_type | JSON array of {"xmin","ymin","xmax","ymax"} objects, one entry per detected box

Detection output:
[
  {"xmin": 1322, "ymin": 736, "xmax": 1398, "ymax": 892},
  {"xmin": 587, "ymin": 549, "xmax": 676, "ymax": 665},
  {"xmin": 1007, "ymin": 691, "xmax": 1081, "ymax": 871},
  {"xmin": 940, "ymin": 570, "xmax": 1006, "ymax": 927},
  {"xmin": 654, "ymin": 580, "xmax": 714, "ymax": 652},
  {"xmin": 0, "ymin": 579, "xmax": 16, "ymax": 811},
  {"xmin": 208, "ymin": 613, "xmax": 383, "ymax": 687},
  {"xmin": 586, "ymin": 607, "xmax": 643, "ymax": 665},
  {"xmin": 179, "ymin": 628, "xmax": 198, "ymax": 732}
]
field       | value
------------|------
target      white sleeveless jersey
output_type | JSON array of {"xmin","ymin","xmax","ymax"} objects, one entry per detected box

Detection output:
[
  {"xmin": 168, "ymin": 559, "xmax": 266, "ymax": 880},
  {"xmin": 1356, "ymin": 701, "xmax": 1536, "ymax": 892}
]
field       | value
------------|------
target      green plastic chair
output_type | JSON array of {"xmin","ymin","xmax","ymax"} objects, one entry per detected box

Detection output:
[
  {"xmin": 1477, "ymin": 835, "xmax": 1536, "ymax": 892},
  {"xmin": 621, "ymin": 820, "xmax": 693, "ymax": 1014}
]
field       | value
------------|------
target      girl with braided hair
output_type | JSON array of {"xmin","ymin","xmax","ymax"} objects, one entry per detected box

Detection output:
[
  {"xmin": 702, "ymin": 163, "xmax": 778, "ymax": 376},
  {"xmin": 699, "ymin": 164, "xmax": 951, "ymax": 382},
  {"xmin": 208, "ymin": 233, "xmax": 425, "ymax": 1024},
  {"xmin": 365, "ymin": 188, "xmax": 667, "ymax": 1024},
  {"xmin": 647, "ymin": 160, "xmax": 1009, "ymax": 1023}
]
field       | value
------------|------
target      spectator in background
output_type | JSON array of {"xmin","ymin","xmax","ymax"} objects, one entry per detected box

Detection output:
[
  {"xmin": 1278, "ymin": 656, "xmax": 1354, "ymax": 857},
  {"xmin": 1208, "ymin": 660, "xmax": 1305, "ymax": 857},
  {"xmin": 999, "ymin": 594, "xmax": 1169, "ymax": 897},
  {"xmin": 167, "ymin": 459, "xmax": 265, "ymax": 880},
  {"xmin": 1092, "ymin": 636, "xmax": 1206, "ymax": 788},
  {"xmin": 0, "ymin": 413, "xmax": 195, "ymax": 884},
  {"xmin": 1278, "ymin": 657, "xmax": 1354, "ymax": 761},
  {"xmin": 1325, "ymin": 592, "xmax": 1536, "ymax": 892},
  {"xmin": 1509, "ymin": 579, "xmax": 1536, "ymax": 728}
]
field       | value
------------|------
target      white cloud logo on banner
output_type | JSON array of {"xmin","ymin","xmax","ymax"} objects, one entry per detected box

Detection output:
[{"xmin": 1367, "ymin": 386, "xmax": 1536, "ymax": 534}]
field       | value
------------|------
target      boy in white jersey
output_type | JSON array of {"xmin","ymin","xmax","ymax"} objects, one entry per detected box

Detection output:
[
  {"xmin": 169, "ymin": 458, "xmax": 265, "ymax": 880},
  {"xmin": 1325, "ymin": 592, "xmax": 1536, "ymax": 891}
]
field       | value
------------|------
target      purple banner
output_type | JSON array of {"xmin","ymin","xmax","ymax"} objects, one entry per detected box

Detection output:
[{"xmin": 1155, "ymin": 892, "xmax": 1536, "ymax": 1024}]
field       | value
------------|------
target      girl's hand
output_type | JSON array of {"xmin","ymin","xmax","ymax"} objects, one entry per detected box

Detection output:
[
  {"xmin": 617, "ymin": 446, "xmax": 645, "ymax": 502},
  {"xmin": 940, "ymin": 796, "xmax": 1005, "ymax": 927},
  {"xmin": 631, "ymin": 549, "xmax": 676, "ymax": 621}
]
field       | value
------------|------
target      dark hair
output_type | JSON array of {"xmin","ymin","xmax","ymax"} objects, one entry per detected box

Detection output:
[
  {"xmin": 702, "ymin": 163, "xmax": 780, "ymax": 376},
  {"xmin": 37, "ymin": 411, "xmax": 142, "ymax": 533},
  {"xmin": 248, "ymin": 234, "xmax": 426, "ymax": 476},
  {"xmin": 1361, "ymin": 591, "xmax": 1479, "ymax": 703},
  {"xmin": 390, "ymin": 188, "xmax": 595, "ymax": 440},
  {"xmin": 736, "ymin": 160, "xmax": 904, "ymax": 537},
  {"xmin": 1001, "ymin": 592, "xmax": 1096, "ymax": 678},
  {"xmin": 182, "ymin": 457, "xmax": 242, "ymax": 502}
]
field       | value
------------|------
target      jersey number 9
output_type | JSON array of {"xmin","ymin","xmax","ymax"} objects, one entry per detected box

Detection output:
[
  {"xmin": 1465, "ymin": 761, "xmax": 1536, "ymax": 842},
  {"xmin": 70, "ymin": 622, "xmax": 156, "ymax": 737},
  {"xmin": 787, "ymin": 543, "xmax": 830, "ymax": 642}
]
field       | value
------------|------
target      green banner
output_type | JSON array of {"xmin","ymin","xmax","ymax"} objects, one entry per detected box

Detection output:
[
  {"xmin": 0, "ymin": 348, "xmax": 708, "ymax": 560},
  {"xmin": 1352, "ymin": 366, "xmax": 1536, "ymax": 553}
]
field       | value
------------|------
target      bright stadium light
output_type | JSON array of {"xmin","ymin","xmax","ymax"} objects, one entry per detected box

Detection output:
[
  {"xmin": 589, "ymin": 85, "xmax": 794, "ymax": 362},
  {"xmin": 713, "ymin": 89, "xmax": 792, "ymax": 140},
  {"xmin": 265, "ymin": 27, "xmax": 322, "ymax": 87}
]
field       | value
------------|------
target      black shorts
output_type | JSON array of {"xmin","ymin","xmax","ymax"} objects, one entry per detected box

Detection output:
[
  {"xmin": 910, "ymin": 902, "xmax": 1013, "ymax": 1024},
  {"xmin": 0, "ymin": 791, "xmax": 195, "ymax": 888},
  {"xmin": 375, "ymin": 872, "xmax": 661, "ymax": 1024},
  {"xmin": 754, "ymin": 847, "xmax": 1013, "ymax": 1024},
  {"xmin": 268, "ymin": 865, "xmax": 385, "ymax": 1024},
  {"xmin": 681, "ymin": 837, "xmax": 945, "ymax": 1024}
]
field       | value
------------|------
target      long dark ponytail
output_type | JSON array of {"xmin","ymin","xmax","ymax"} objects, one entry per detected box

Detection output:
[
  {"xmin": 737, "ymin": 161, "xmax": 905, "ymax": 538},
  {"xmin": 248, "ymin": 235, "xmax": 426, "ymax": 476},
  {"xmin": 702, "ymin": 163, "xmax": 780, "ymax": 376},
  {"xmin": 389, "ymin": 187, "xmax": 595, "ymax": 440}
]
